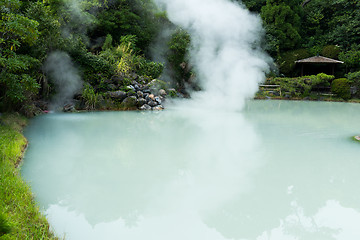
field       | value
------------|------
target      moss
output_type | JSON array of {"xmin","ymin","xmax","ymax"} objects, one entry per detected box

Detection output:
[{"xmin": 0, "ymin": 114, "xmax": 57, "ymax": 240}]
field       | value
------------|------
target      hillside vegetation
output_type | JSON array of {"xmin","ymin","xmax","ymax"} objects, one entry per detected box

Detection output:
[{"xmin": 1, "ymin": 0, "xmax": 360, "ymax": 114}]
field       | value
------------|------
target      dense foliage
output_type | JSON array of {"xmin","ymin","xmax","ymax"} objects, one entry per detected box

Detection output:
[
  {"xmin": 331, "ymin": 78, "xmax": 351, "ymax": 100},
  {"xmin": 1, "ymin": 0, "xmax": 360, "ymax": 113},
  {"xmin": 0, "ymin": 0, "xmax": 166, "ymax": 114},
  {"xmin": 265, "ymin": 73, "xmax": 334, "ymax": 97},
  {"xmin": 240, "ymin": 0, "xmax": 360, "ymax": 76}
]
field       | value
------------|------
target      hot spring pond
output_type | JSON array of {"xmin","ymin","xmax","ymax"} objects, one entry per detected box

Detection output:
[{"xmin": 22, "ymin": 100, "xmax": 360, "ymax": 240}]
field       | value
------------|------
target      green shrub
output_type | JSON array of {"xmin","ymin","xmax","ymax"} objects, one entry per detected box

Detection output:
[
  {"xmin": 266, "ymin": 74, "xmax": 334, "ymax": 97},
  {"xmin": 316, "ymin": 73, "xmax": 335, "ymax": 82},
  {"xmin": 82, "ymin": 84, "xmax": 100, "ymax": 110},
  {"xmin": 278, "ymin": 49, "xmax": 311, "ymax": 75},
  {"xmin": 102, "ymin": 34, "xmax": 113, "ymax": 51},
  {"xmin": 331, "ymin": 78, "xmax": 351, "ymax": 100},
  {"xmin": 99, "ymin": 35, "xmax": 164, "ymax": 79},
  {"xmin": 167, "ymin": 29, "xmax": 191, "ymax": 87},
  {"xmin": 339, "ymin": 44, "xmax": 360, "ymax": 72},
  {"xmin": 321, "ymin": 45, "xmax": 341, "ymax": 59},
  {"xmin": 134, "ymin": 56, "xmax": 164, "ymax": 79},
  {"xmin": 0, "ymin": 54, "xmax": 41, "ymax": 111}
]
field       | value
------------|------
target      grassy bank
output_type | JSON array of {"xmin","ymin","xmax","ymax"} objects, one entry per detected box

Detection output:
[{"xmin": 0, "ymin": 114, "xmax": 57, "ymax": 239}]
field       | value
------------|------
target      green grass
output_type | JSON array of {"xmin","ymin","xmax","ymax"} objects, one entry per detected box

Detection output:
[{"xmin": 0, "ymin": 113, "xmax": 57, "ymax": 240}]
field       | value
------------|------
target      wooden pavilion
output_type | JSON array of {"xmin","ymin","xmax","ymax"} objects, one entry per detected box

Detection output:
[{"xmin": 295, "ymin": 55, "xmax": 344, "ymax": 76}]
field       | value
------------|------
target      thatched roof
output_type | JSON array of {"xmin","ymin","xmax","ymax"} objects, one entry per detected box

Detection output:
[{"xmin": 295, "ymin": 56, "xmax": 344, "ymax": 64}]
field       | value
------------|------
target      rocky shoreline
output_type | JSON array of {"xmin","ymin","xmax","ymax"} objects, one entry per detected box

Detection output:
[{"xmin": 35, "ymin": 74, "xmax": 182, "ymax": 114}]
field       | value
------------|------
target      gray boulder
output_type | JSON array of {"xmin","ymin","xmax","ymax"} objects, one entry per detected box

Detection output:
[
  {"xmin": 137, "ymin": 98, "xmax": 147, "ymax": 107},
  {"xmin": 63, "ymin": 103, "xmax": 75, "ymax": 112},
  {"xmin": 137, "ymin": 91, "xmax": 144, "ymax": 98},
  {"xmin": 139, "ymin": 104, "xmax": 152, "ymax": 110},
  {"xmin": 152, "ymin": 105, "xmax": 164, "ymax": 111},
  {"xmin": 154, "ymin": 96, "xmax": 162, "ymax": 104},
  {"xmin": 108, "ymin": 90, "xmax": 127, "ymax": 101},
  {"xmin": 122, "ymin": 96, "xmax": 138, "ymax": 109},
  {"xmin": 148, "ymin": 100, "xmax": 158, "ymax": 107},
  {"xmin": 108, "ymin": 84, "xmax": 117, "ymax": 90},
  {"xmin": 159, "ymin": 89, "xmax": 167, "ymax": 96}
]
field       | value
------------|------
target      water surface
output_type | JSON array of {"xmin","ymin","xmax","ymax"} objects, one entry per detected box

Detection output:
[{"xmin": 22, "ymin": 100, "xmax": 360, "ymax": 240}]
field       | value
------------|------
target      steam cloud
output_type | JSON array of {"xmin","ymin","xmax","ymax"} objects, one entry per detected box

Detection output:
[
  {"xmin": 44, "ymin": 51, "xmax": 83, "ymax": 110},
  {"xmin": 155, "ymin": 0, "xmax": 271, "ymax": 110}
]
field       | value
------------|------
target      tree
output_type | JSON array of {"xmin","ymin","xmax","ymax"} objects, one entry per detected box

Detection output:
[
  {"xmin": 88, "ymin": 0, "xmax": 162, "ymax": 54},
  {"xmin": 260, "ymin": 0, "xmax": 302, "ymax": 55},
  {"xmin": 301, "ymin": 0, "xmax": 360, "ymax": 50},
  {"xmin": 0, "ymin": 0, "xmax": 41, "ymax": 112}
]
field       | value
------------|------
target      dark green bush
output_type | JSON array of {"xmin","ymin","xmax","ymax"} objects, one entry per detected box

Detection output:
[
  {"xmin": 278, "ymin": 48, "xmax": 311, "ymax": 75},
  {"xmin": 339, "ymin": 44, "xmax": 360, "ymax": 72},
  {"xmin": 331, "ymin": 78, "xmax": 351, "ymax": 100},
  {"xmin": 321, "ymin": 45, "xmax": 341, "ymax": 59},
  {"xmin": 0, "ymin": 54, "xmax": 41, "ymax": 111},
  {"xmin": 134, "ymin": 56, "xmax": 164, "ymax": 79},
  {"xmin": 167, "ymin": 29, "xmax": 191, "ymax": 88},
  {"xmin": 267, "ymin": 73, "xmax": 334, "ymax": 97},
  {"xmin": 102, "ymin": 34, "xmax": 113, "ymax": 51}
]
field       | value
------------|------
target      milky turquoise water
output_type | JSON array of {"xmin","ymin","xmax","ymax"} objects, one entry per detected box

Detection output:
[{"xmin": 21, "ymin": 100, "xmax": 360, "ymax": 240}]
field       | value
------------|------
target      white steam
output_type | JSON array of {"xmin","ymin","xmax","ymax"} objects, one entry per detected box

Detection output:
[
  {"xmin": 44, "ymin": 51, "xmax": 83, "ymax": 110},
  {"xmin": 61, "ymin": 0, "xmax": 97, "ymax": 42},
  {"xmin": 155, "ymin": 0, "xmax": 271, "ymax": 110}
]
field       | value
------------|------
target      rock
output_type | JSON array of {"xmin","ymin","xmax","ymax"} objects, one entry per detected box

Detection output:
[
  {"xmin": 34, "ymin": 100, "xmax": 49, "ymax": 111},
  {"xmin": 148, "ymin": 100, "xmax": 158, "ymax": 107},
  {"xmin": 351, "ymin": 86, "xmax": 357, "ymax": 95},
  {"xmin": 154, "ymin": 96, "xmax": 162, "ymax": 104},
  {"xmin": 122, "ymin": 96, "xmax": 138, "ymax": 109},
  {"xmin": 152, "ymin": 105, "xmax": 164, "ymax": 111},
  {"xmin": 159, "ymin": 89, "xmax": 167, "ymax": 96},
  {"xmin": 134, "ymin": 84, "xmax": 140, "ymax": 91},
  {"xmin": 111, "ymin": 75, "xmax": 124, "ymax": 84},
  {"xmin": 139, "ymin": 104, "xmax": 151, "ymax": 110},
  {"xmin": 149, "ymin": 94, "xmax": 155, "ymax": 101},
  {"xmin": 108, "ymin": 84, "xmax": 117, "ymax": 90},
  {"xmin": 137, "ymin": 91, "xmax": 144, "ymax": 98},
  {"xmin": 168, "ymin": 88, "xmax": 177, "ymax": 97},
  {"xmin": 108, "ymin": 90, "xmax": 127, "ymax": 101},
  {"xmin": 168, "ymin": 88, "xmax": 176, "ymax": 92},
  {"xmin": 73, "ymin": 92, "xmax": 83, "ymax": 100},
  {"xmin": 126, "ymin": 85, "xmax": 136, "ymax": 91},
  {"xmin": 143, "ymin": 93, "xmax": 149, "ymax": 100},
  {"xmin": 137, "ymin": 98, "xmax": 147, "ymax": 107},
  {"xmin": 126, "ymin": 90, "xmax": 136, "ymax": 96},
  {"xmin": 130, "ymin": 73, "xmax": 139, "ymax": 80},
  {"xmin": 143, "ymin": 89, "xmax": 151, "ymax": 94},
  {"xmin": 273, "ymin": 91, "xmax": 280, "ymax": 96},
  {"xmin": 63, "ymin": 103, "xmax": 75, "ymax": 112}
]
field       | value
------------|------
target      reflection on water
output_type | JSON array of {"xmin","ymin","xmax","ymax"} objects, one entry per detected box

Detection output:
[{"xmin": 22, "ymin": 100, "xmax": 360, "ymax": 240}]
